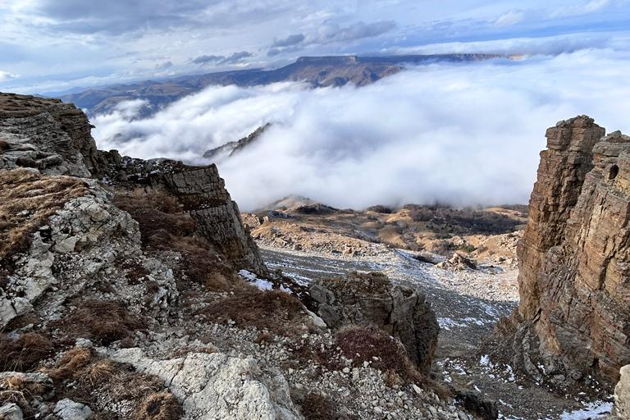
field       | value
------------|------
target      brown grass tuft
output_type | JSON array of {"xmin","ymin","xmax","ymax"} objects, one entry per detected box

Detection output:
[
  {"xmin": 44, "ymin": 347, "xmax": 175, "ymax": 418},
  {"xmin": 300, "ymin": 392, "xmax": 340, "ymax": 420},
  {"xmin": 0, "ymin": 332, "xmax": 53, "ymax": 371},
  {"xmin": 200, "ymin": 288, "xmax": 305, "ymax": 335},
  {"xmin": 44, "ymin": 347, "xmax": 95, "ymax": 381},
  {"xmin": 51, "ymin": 300, "xmax": 146, "ymax": 345},
  {"xmin": 0, "ymin": 169, "xmax": 88, "ymax": 262},
  {"xmin": 134, "ymin": 392, "xmax": 183, "ymax": 420}
]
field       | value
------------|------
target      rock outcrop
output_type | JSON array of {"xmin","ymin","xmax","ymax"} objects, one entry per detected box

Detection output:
[
  {"xmin": 486, "ymin": 116, "xmax": 630, "ymax": 391},
  {"xmin": 615, "ymin": 365, "xmax": 630, "ymax": 418},
  {"xmin": 0, "ymin": 177, "xmax": 177, "ymax": 329},
  {"xmin": 0, "ymin": 92, "xmax": 265, "ymax": 274},
  {"xmin": 105, "ymin": 348, "xmax": 302, "ymax": 420},
  {"xmin": 203, "ymin": 123, "xmax": 271, "ymax": 162},
  {"xmin": 309, "ymin": 272, "xmax": 439, "ymax": 373}
]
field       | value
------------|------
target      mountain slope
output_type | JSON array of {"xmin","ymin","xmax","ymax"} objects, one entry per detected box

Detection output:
[{"xmin": 62, "ymin": 54, "xmax": 500, "ymax": 116}]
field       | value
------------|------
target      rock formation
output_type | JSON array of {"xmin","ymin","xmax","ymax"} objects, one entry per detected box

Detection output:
[
  {"xmin": 105, "ymin": 348, "xmax": 302, "ymax": 420},
  {"xmin": 309, "ymin": 271, "xmax": 439, "ymax": 373},
  {"xmin": 203, "ymin": 123, "xmax": 271, "ymax": 162},
  {"xmin": 486, "ymin": 116, "xmax": 630, "ymax": 391},
  {"xmin": 615, "ymin": 365, "xmax": 630, "ymax": 418},
  {"xmin": 0, "ymin": 92, "xmax": 265, "ymax": 274}
]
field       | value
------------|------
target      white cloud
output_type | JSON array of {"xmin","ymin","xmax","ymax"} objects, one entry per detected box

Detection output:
[
  {"xmin": 494, "ymin": 10, "xmax": 525, "ymax": 27},
  {"xmin": 0, "ymin": 70, "xmax": 17, "ymax": 82},
  {"xmin": 92, "ymin": 49, "xmax": 630, "ymax": 211}
]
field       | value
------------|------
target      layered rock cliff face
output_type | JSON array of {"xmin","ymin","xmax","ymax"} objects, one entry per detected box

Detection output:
[
  {"xmin": 0, "ymin": 92, "xmax": 265, "ymax": 274},
  {"xmin": 487, "ymin": 116, "xmax": 630, "ymax": 391}
]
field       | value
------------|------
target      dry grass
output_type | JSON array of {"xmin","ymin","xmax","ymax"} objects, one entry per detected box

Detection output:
[
  {"xmin": 113, "ymin": 189, "xmax": 236, "ymax": 291},
  {"xmin": 50, "ymin": 300, "xmax": 146, "ymax": 345},
  {"xmin": 0, "ymin": 332, "xmax": 53, "ymax": 371},
  {"xmin": 0, "ymin": 373, "xmax": 51, "ymax": 417},
  {"xmin": 300, "ymin": 392, "xmax": 341, "ymax": 420},
  {"xmin": 200, "ymin": 288, "xmax": 305, "ymax": 335},
  {"xmin": 0, "ymin": 169, "xmax": 88, "ymax": 263},
  {"xmin": 335, "ymin": 326, "xmax": 409, "ymax": 374},
  {"xmin": 44, "ymin": 347, "xmax": 95, "ymax": 381},
  {"xmin": 42, "ymin": 347, "xmax": 181, "ymax": 418},
  {"xmin": 113, "ymin": 189, "xmax": 194, "ymax": 247},
  {"xmin": 134, "ymin": 392, "xmax": 183, "ymax": 420}
]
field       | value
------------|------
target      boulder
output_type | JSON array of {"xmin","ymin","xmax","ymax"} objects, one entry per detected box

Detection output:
[{"xmin": 309, "ymin": 271, "xmax": 439, "ymax": 372}]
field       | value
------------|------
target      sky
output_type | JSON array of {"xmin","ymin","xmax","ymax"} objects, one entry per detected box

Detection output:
[
  {"xmin": 2, "ymin": 1, "xmax": 630, "ymax": 210},
  {"xmin": 1, "ymin": 0, "xmax": 630, "ymax": 93}
]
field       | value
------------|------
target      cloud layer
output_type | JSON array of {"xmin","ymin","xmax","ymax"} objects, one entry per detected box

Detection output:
[
  {"xmin": 2, "ymin": 0, "xmax": 630, "ymax": 93},
  {"xmin": 93, "ymin": 49, "xmax": 630, "ymax": 211}
]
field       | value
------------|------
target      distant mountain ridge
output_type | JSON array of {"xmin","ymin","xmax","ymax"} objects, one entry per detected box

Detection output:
[{"xmin": 62, "ymin": 53, "xmax": 501, "ymax": 117}]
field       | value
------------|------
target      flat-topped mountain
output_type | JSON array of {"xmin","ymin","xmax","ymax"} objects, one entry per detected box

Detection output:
[{"xmin": 61, "ymin": 54, "xmax": 500, "ymax": 117}]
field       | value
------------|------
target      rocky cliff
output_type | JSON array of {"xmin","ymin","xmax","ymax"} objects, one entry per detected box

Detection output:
[
  {"xmin": 486, "ymin": 116, "xmax": 630, "ymax": 392},
  {"xmin": 0, "ymin": 92, "xmax": 265, "ymax": 274}
]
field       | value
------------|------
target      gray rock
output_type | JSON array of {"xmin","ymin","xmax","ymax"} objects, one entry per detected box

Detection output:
[
  {"xmin": 0, "ymin": 403, "xmax": 23, "ymax": 420},
  {"xmin": 309, "ymin": 271, "xmax": 439, "ymax": 372},
  {"xmin": 614, "ymin": 365, "xmax": 630, "ymax": 419},
  {"xmin": 54, "ymin": 399, "xmax": 93, "ymax": 420},
  {"xmin": 104, "ymin": 348, "xmax": 302, "ymax": 420}
]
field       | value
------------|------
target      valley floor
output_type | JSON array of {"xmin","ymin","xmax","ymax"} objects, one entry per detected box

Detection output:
[{"xmin": 260, "ymin": 244, "xmax": 614, "ymax": 419}]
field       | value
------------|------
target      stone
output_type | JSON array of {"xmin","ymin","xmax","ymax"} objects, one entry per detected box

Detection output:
[
  {"xmin": 309, "ymin": 271, "xmax": 439, "ymax": 372},
  {"xmin": 486, "ymin": 116, "xmax": 630, "ymax": 391},
  {"xmin": 615, "ymin": 365, "xmax": 630, "ymax": 419},
  {"xmin": 54, "ymin": 399, "xmax": 93, "ymax": 420},
  {"xmin": 104, "ymin": 348, "xmax": 303, "ymax": 420},
  {"xmin": 0, "ymin": 403, "xmax": 23, "ymax": 420}
]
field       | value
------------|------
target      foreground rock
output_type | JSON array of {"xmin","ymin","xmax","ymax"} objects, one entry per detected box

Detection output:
[
  {"xmin": 486, "ymin": 116, "xmax": 630, "ymax": 392},
  {"xmin": 310, "ymin": 271, "xmax": 439, "ymax": 373},
  {"xmin": 105, "ymin": 348, "xmax": 301, "ymax": 420}
]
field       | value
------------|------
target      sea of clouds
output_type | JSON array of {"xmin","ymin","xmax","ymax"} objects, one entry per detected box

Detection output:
[{"xmin": 92, "ymin": 48, "xmax": 630, "ymax": 211}]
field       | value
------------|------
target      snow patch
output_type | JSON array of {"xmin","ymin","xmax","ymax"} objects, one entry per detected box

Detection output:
[
  {"xmin": 238, "ymin": 269, "xmax": 273, "ymax": 291},
  {"xmin": 558, "ymin": 401, "xmax": 613, "ymax": 419}
]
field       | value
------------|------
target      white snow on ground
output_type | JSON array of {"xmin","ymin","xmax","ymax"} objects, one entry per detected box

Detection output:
[
  {"xmin": 437, "ymin": 317, "xmax": 466, "ymax": 330},
  {"xmin": 238, "ymin": 269, "xmax": 273, "ymax": 291},
  {"xmin": 557, "ymin": 401, "xmax": 613, "ymax": 419}
]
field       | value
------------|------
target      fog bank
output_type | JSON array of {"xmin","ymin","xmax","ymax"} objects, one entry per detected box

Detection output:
[{"xmin": 93, "ymin": 49, "xmax": 630, "ymax": 211}]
